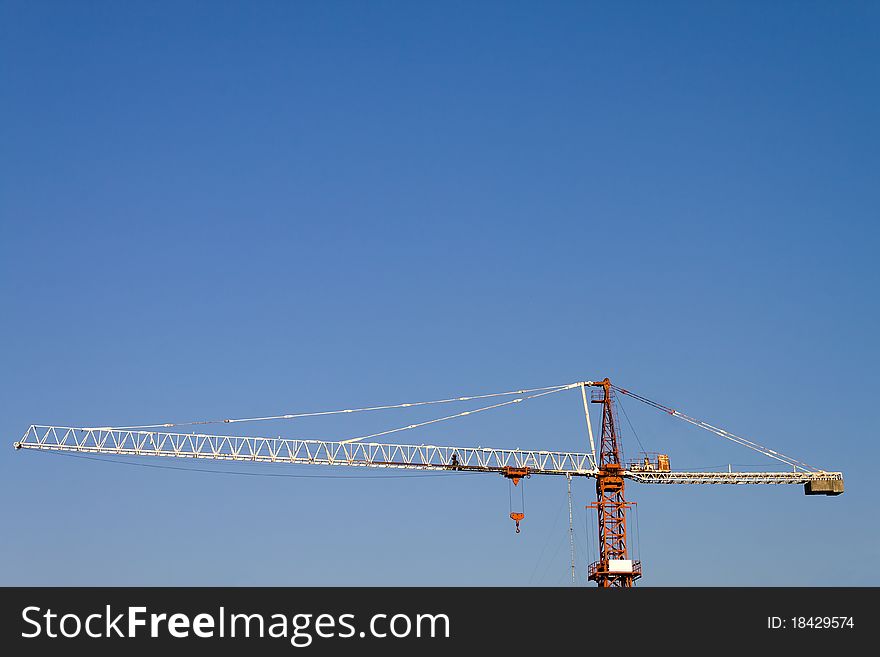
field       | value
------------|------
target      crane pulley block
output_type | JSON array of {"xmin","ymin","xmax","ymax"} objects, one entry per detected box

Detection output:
[{"xmin": 501, "ymin": 466, "xmax": 530, "ymax": 485}]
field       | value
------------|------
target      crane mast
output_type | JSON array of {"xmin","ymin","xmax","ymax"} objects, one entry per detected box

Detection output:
[{"xmin": 588, "ymin": 378, "xmax": 640, "ymax": 587}]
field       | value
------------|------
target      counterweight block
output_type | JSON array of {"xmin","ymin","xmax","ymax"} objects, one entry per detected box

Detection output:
[{"xmin": 804, "ymin": 478, "xmax": 844, "ymax": 496}]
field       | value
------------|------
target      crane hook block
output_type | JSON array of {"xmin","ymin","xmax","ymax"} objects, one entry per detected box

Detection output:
[{"xmin": 510, "ymin": 512, "xmax": 525, "ymax": 533}]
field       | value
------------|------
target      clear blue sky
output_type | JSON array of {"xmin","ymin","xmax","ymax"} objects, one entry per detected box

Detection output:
[{"xmin": 1, "ymin": 0, "xmax": 877, "ymax": 586}]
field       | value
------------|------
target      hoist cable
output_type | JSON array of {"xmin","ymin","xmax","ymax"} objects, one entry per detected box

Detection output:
[
  {"xmin": 528, "ymin": 495, "xmax": 566, "ymax": 585},
  {"xmin": 614, "ymin": 390, "xmax": 647, "ymax": 454},
  {"xmin": 338, "ymin": 384, "xmax": 577, "ymax": 444},
  {"xmin": 91, "ymin": 382, "xmax": 580, "ymax": 431},
  {"xmin": 612, "ymin": 385, "xmax": 821, "ymax": 472}
]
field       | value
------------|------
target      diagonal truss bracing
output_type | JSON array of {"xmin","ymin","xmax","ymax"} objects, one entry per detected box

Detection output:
[
  {"xmin": 625, "ymin": 471, "xmax": 843, "ymax": 485},
  {"xmin": 14, "ymin": 425, "xmax": 596, "ymax": 475},
  {"xmin": 13, "ymin": 425, "xmax": 842, "ymax": 485}
]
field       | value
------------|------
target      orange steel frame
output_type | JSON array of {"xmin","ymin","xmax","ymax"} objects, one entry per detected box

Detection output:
[{"xmin": 587, "ymin": 378, "xmax": 642, "ymax": 587}]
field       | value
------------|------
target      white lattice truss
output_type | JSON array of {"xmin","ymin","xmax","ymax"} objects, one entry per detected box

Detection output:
[{"xmin": 14, "ymin": 425, "xmax": 843, "ymax": 486}]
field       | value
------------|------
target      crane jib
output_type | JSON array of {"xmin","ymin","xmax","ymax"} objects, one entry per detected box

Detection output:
[{"xmin": 14, "ymin": 425, "xmax": 843, "ymax": 491}]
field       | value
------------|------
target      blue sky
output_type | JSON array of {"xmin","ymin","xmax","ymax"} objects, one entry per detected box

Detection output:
[{"xmin": 1, "ymin": 0, "xmax": 877, "ymax": 586}]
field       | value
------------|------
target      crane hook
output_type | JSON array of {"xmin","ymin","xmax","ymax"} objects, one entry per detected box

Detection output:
[{"xmin": 510, "ymin": 512, "xmax": 524, "ymax": 533}]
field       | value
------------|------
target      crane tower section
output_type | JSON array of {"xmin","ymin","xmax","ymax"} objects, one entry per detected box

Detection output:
[{"xmin": 588, "ymin": 378, "xmax": 641, "ymax": 587}]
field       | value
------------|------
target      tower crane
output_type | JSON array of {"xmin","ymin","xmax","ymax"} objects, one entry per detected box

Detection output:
[{"xmin": 13, "ymin": 378, "xmax": 843, "ymax": 587}]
